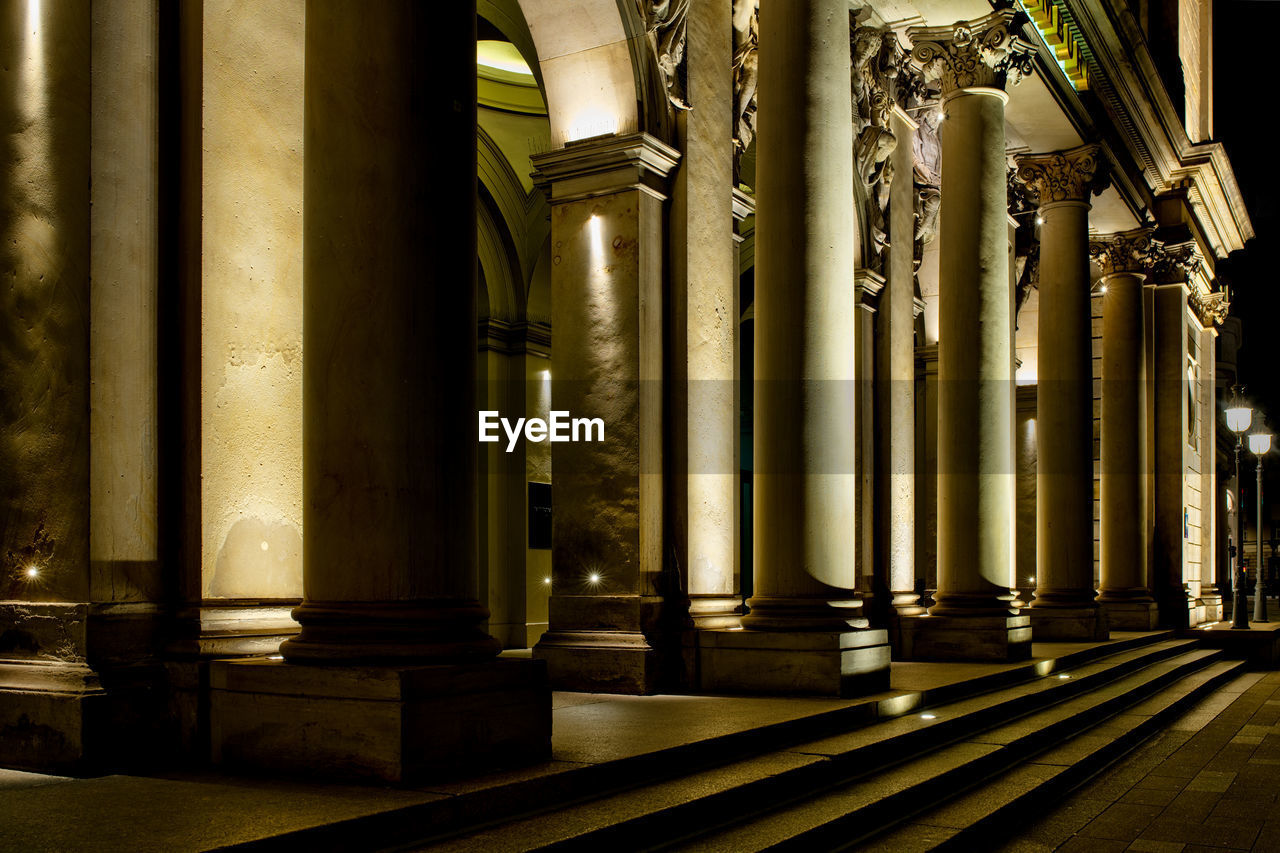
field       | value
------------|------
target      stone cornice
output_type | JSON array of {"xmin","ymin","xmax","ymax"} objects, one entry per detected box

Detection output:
[
  {"xmin": 1058, "ymin": 0, "xmax": 1253, "ymax": 255},
  {"xmin": 1088, "ymin": 227, "xmax": 1157, "ymax": 276},
  {"xmin": 908, "ymin": 10, "xmax": 1035, "ymax": 95},
  {"xmin": 1015, "ymin": 144, "xmax": 1107, "ymax": 205},
  {"xmin": 531, "ymin": 132, "xmax": 681, "ymax": 203}
]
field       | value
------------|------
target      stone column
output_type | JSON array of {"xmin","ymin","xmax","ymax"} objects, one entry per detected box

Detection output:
[
  {"xmin": 1152, "ymin": 281, "xmax": 1195, "ymax": 628},
  {"xmin": 877, "ymin": 105, "xmax": 924, "ymax": 639},
  {"xmin": 670, "ymin": 0, "xmax": 740, "ymax": 632},
  {"xmin": 699, "ymin": 0, "xmax": 890, "ymax": 697},
  {"xmin": 1197, "ymin": 320, "xmax": 1223, "ymax": 621},
  {"xmin": 1015, "ymin": 145, "xmax": 1108, "ymax": 641},
  {"xmin": 1092, "ymin": 230, "xmax": 1160, "ymax": 629},
  {"xmin": 528, "ymin": 134, "xmax": 678, "ymax": 695},
  {"xmin": 856, "ymin": 270, "xmax": 882, "ymax": 613},
  {"xmin": 209, "ymin": 1, "xmax": 549, "ymax": 782},
  {"xmin": 900, "ymin": 12, "xmax": 1034, "ymax": 660}
]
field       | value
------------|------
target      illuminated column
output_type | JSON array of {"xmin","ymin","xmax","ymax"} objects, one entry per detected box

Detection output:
[
  {"xmin": 1016, "ymin": 145, "xmax": 1108, "ymax": 641},
  {"xmin": 877, "ymin": 106, "xmax": 924, "ymax": 628},
  {"xmin": 530, "ymin": 134, "xmax": 679, "ymax": 694},
  {"xmin": 1195, "ymin": 318, "xmax": 1221, "ymax": 620},
  {"xmin": 211, "ymin": 1, "xmax": 549, "ymax": 782},
  {"xmin": 282, "ymin": 1, "xmax": 495, "ymax": 663},
  {"xmin": 900, "ymin": 13, "xmax": 1034, "ymax": 661},
  {"xmin": 671, "ymin": 0, "xmax": 740, "ymax": 630},
  {"xmin": 1092, "ymin": 229, "xmax": 1159, "ymax": 629},
  {"xmin": 699, "ymin": 0, "xmax": 890, "ymax": 698},
  {"xmin": 1152, "ymin": 279, "xmax": 1196, "ymax": 628}
]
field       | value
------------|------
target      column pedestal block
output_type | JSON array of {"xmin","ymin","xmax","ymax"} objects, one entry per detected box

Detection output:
[
  {"xmin": 1029, "ymin": 605, "xmax": 1109, "ymax": 641},
  {"xmin": 898, "ymin": 614, "xmax": 1033, "ymax": 662},
  {"xmin": 697, "ymin": 629, "xmax": 890, "ymax": 697},
  {"xmin": 533, "ymin": 631, "xmax": 661, "ymax": 695},
  {"xmin": 1199, "ymin": 592, "xmax": 1224, "ymax": 624},
  {"xmin": 209, "ymin": 657, "xmax": 550, "ymax": 783},
  {"xmin": 1100, "ymin": 600, "xmax": 1160, "ymax": 630}
]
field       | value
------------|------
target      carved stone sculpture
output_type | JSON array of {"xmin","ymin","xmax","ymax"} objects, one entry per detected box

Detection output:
[
  {"xmin": 732, "ymin": 0, "xmax": 759, "ymax": 171},
  {"xmin": 644, "ymin": 0, "xmax": 690, "ymax": 111},
  {"xmin": 1015, "ymin": 144, "xmax": 1107, "ymax": 204},
  {"xmin": 908, "ymin": 10, "xmax": 1035, "ymax": 95},
  {"xmin": 1088, "ymin": 227, "xmax": 1160, "ymax": 277}
]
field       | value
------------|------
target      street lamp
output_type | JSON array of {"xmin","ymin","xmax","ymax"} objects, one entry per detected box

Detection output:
[
  {"xmin": 1227, "ymin": 387, "xmax": 1252, "ymax": 629},
  {"xmin": 1250, "ymin": 429, "xmax": 1272, "ymax": 623}
]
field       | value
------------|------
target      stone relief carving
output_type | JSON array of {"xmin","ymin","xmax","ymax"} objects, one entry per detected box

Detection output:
[
  {"xmin": 1014, "ymin": 144, "xmax": 1108, "ymax": 204},
  {"xmin": 851, "ymin": 18, "xmax": 911, "ymax": 270},
  {"xmin": 912, "ymin": 107, "xmax": 942, "ymax": 283},
  {"xmin": 732, "ymin": 0, "xmax": 759, "ymax": 178},
  {"xmin": 642, "ymin": 0, "xmax": 690, "ymax": 111},
  {"xmin": 908, "ymin": 10, "xmax": 1035, "ymax": 95},
  {"xmin": 1190, "ymin": 289, "xmax": 1230, "ymax": 326},
  {"xmin": 1007, "ymin": 167, "xmax": 1039, "ymax": 326}
]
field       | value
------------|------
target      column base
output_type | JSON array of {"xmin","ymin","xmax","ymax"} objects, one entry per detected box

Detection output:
[
  {"xmin": 688, "ymin": 596, "xmax": 745, "ymax": 630},
  {"xmin": 897, "ymin": 614, "xmax": 1032, "ymax": 662},
  {"xmin": 1099, "ymin": 599, "xmax": 1160, "ymax": 630},
  {"xmin": 697, "ymin": 629, "xmax": 890, "ymax": 697},
  {"xmin": 533, "ymin": 631, "xmax": 661, "ymax": 694},
  {"xmin": 209, "ymin": 657, "xmax": 550, "ymax": 783},
  {"xmin": 1028, "ymin": 605, "xmax": 1109, "ymax": 641},
  {"xmin": 1199, "ymin": 590, "xmax": 1224, "ymax": 623}
]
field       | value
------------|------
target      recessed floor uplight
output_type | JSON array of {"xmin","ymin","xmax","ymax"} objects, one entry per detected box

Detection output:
[
  {"xmin": 268, "ymin": 655, "xmax": 284, "ymax": 661},
  {"xmin": 1058, "ymin": 673, "xmax": 1071, "ymax": 679},
  {"xmin": 920, "ymin": 713, "xmax": 937, "ymax": 720}
]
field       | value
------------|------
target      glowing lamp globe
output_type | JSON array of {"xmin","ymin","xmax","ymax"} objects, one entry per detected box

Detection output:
[
  {"xmin": 1249, "ymin": 433, "xmax": 1272, "ymax": 456},
  {"xmin": 1227, "ymin": 406, "xmax": 1252, "ymax": 435}
]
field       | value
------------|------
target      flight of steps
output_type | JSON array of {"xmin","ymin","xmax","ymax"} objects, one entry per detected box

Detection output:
[{"xmin": 406, "ymin": 635, "xmax": 1244, "ymax": 853}]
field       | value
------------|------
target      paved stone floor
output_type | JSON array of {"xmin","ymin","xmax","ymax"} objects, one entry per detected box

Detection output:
[{"xmin": 998, "ymin": 670, "xmax": 1280, "ymax": 852}]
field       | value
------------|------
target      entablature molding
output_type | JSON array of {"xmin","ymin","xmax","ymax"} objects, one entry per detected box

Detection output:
[
  {"xmin": 1056, "ymin": 0, "xmax": 1253, "ymax": 256},
  {"xmin": 531, "ymin": 132, "xmax": 680, "ymax": 203}
]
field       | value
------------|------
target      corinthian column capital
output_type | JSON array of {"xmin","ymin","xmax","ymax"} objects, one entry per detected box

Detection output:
[
  {"xmin": 1015, "ymin": 144, "xmax": 1107, "ymax": 205},
  {"xmin": 907, "ymin": 10, "xmax": 1035, "ymax": 95},
  {"xmin": 1088, "ymin": 227, "xmax": 1159, "ymax": 277}
]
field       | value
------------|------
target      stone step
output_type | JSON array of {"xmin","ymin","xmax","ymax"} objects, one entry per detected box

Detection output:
[
  {"xmin": 857, "ymin": 659, "xmax": 1248, "ymax": 852},
  {"xmin": 407, "ymin": 639, "xmax": 1205, "ymax": 852},
  {"xmin": 670, "ymin": 650, "xmax": 1236, "ymax": 853},
  {"xmin": 222, "ymin": 633, "xmax": 1184, "ymax": 851}
]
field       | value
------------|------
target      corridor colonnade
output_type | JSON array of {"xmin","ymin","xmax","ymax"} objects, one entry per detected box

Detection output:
[{"xmin": 0, "ymin": 0, "xmax": 1242, "ymax": 781}]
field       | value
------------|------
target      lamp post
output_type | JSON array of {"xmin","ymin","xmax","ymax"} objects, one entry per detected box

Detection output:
[
  {"xmin": 1250, "ymin": 429, "xmax": 1272, "ymax": 623},
  {"xmin": 1227, "ymin": 387, "xmax": 1252, "ymax": 629}
]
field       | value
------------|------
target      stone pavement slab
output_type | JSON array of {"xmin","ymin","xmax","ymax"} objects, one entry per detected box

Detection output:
[{"xmin": 996, "ymin": 670, "xmax": 1280, "ymax": 852}]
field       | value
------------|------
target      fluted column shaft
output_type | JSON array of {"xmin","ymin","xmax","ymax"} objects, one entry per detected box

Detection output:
[
  {"xmin": 746, "ymin": 0, "xmax": 862, "ymax": 630},
  {"xmin": 282, "ymin": 0, "xmax": 497, "ymax": 663}
]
